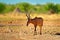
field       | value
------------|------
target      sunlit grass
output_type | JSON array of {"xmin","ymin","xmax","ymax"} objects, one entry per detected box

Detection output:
[
  {"xmin": 0, "ymin": 13, "xmax": 60, "ymax": 21},
  {"xmin": 0, "ymin": 13, "xmax": 60, "ymax": 40}
]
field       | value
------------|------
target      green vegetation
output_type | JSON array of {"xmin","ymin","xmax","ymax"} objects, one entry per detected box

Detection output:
[
  {"xmin": 16, "ymin": 2, "xmax": 34, "ymax": 13},
  {"xmin": 4, "ymin": 5, "xmax": 16, "ymax": 13},
  {"xmin": 0, "ymin": 3, "xmax": 6, "ymax": 13},
  {"xmin": 0, "ymin": 2, "xmax": 60, "ymax": 14}
]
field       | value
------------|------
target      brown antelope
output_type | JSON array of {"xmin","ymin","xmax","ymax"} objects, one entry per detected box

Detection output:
[{"xmin": 26, "ymin": 13, "xmax": 43, "ymax": 35}]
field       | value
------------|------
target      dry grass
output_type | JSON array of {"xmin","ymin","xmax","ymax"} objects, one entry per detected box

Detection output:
[{"xmin": 0, "ymin": 13, "xmax": 60, "ymax": 40}]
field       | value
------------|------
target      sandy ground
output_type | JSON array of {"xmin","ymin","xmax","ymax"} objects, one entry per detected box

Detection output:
[
  {"xmin": 0, "ymin": 20, "xmax": 60, "ymax": 40},
  {"xmin": 0, "ymin": 32, "xmax": 60, "ymax": 40},
  {"xmin": 0, "ymin": 25, "xmax": 60, "ymax": 40}
]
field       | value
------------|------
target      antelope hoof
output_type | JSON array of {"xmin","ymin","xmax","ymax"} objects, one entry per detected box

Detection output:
[
  {"xmin": 34, "ymin": 33, "xmax": 37, "ymax": 35},
  {"xmin": 40, "ymin": 33, "xmax": 42, "ymax": 35},
  {"xmin": 34, "ymin": 32, "xmax": 37, "ymax": 35}
]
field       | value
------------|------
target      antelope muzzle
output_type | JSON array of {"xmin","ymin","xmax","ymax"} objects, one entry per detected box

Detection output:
[{"xmin": 26, "ymin": 21, "xmax": 29, "ymax": 26}]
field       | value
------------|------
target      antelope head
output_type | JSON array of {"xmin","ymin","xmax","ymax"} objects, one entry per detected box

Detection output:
[{"xmin": 26, "ymin": 13, "xmax": 30, "ymax": 26}]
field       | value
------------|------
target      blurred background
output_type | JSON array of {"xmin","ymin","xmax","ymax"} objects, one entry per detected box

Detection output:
[{"xmin": 0, "ymin": 0, "xmax": 60, "ymax": 14}]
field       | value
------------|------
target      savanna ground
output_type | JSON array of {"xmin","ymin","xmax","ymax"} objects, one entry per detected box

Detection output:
[{"xmin": 0, "ymin": 13, "xmax": 60, "ymax": 40}]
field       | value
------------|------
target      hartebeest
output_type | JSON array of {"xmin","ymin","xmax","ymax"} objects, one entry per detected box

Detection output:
[{"xmin": 26, "ymin": 13, "xmax": 43, "ymax": 35}]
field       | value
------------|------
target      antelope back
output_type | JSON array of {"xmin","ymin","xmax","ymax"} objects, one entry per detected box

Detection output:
[
  {"xmin": 34, "ymin": 17, "xmax": 43, "ymax": 26},
  {"xmin": 27, "ymin": 17, "xmax": 43, "ymax": 26}
]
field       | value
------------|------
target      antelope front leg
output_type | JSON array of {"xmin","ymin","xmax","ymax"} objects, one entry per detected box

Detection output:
[
  {"xmin": 40, "ymin": 26, "xmax": 42, "ymax": 35},
  {"xmin": 34, "ymin": 26, "xmax": 37, "ymax": 35}
]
